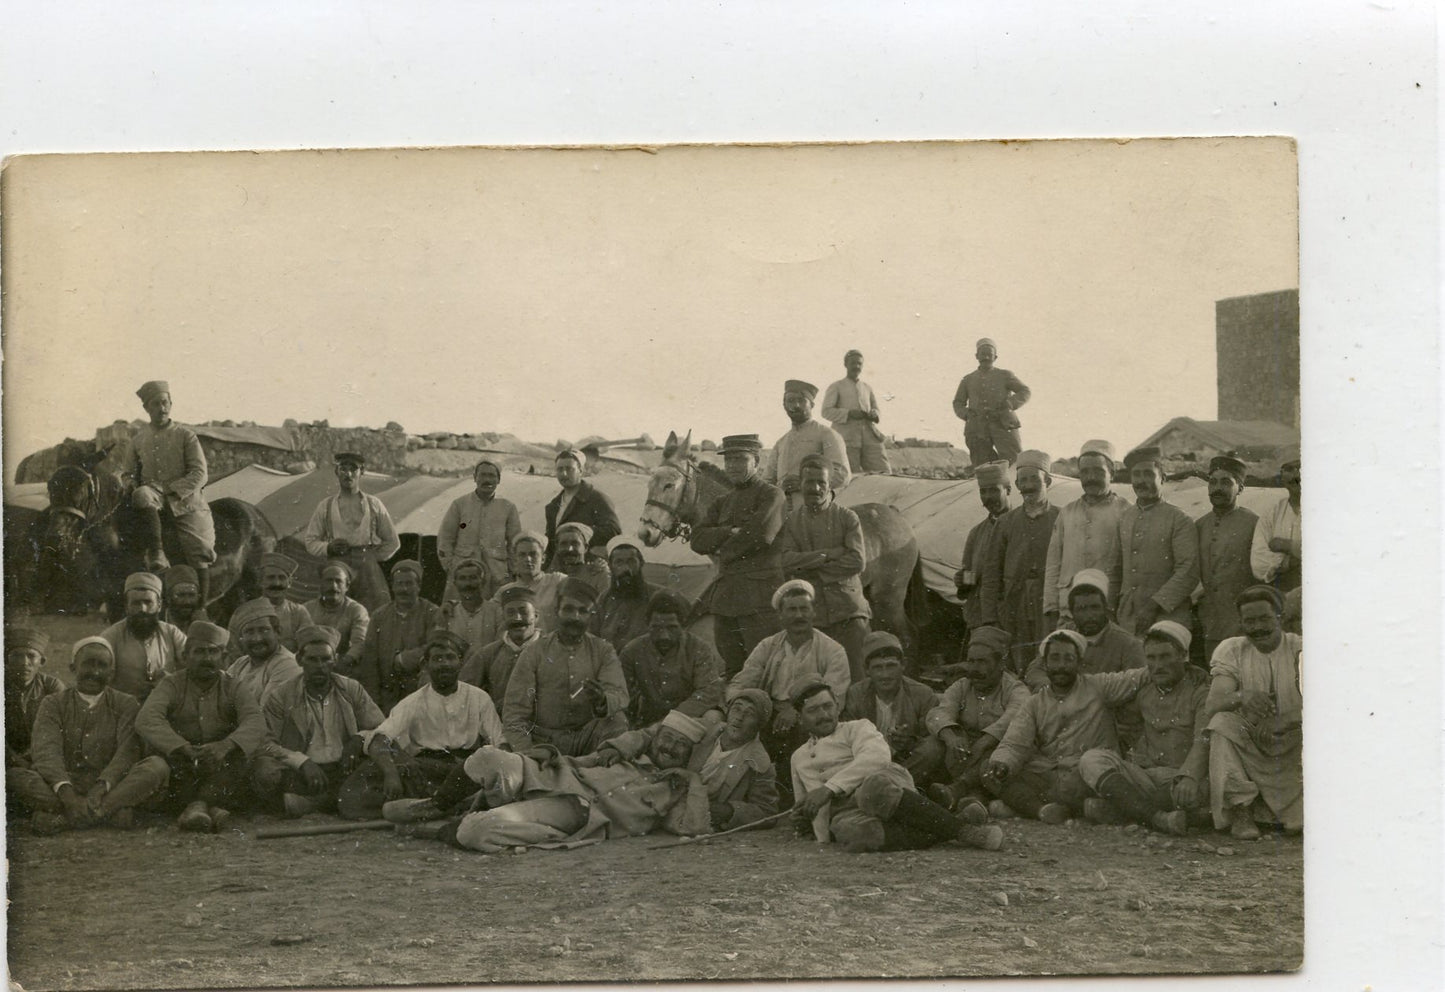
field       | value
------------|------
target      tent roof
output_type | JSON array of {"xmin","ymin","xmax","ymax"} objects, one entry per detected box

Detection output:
[{"xmin": 1136, "ymin": 417, "xmax": 1299, "ymax": 454}]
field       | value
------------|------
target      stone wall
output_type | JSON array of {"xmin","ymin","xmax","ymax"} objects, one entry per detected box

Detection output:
[{"xmin": 1216, "ymin": 289, "xmax": 1300, "ymax": 428}]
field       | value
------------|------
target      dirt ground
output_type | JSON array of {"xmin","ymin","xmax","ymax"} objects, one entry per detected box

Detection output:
[
  {"xmin": 6, "ymin": 806, "xmax": 1302, "ymax": 990},
  {"xmin": 4, "ymin": 613, "xmax": 1301, "ymax": 989}
]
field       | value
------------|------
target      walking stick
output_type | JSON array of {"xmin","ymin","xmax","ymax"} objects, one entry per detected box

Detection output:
[
  {"xmin": 254, "ymin": 819, "xmax": 394, "ymax": 840},
  {"xmin": 648, "ymin": 808, "xmax": 793, "ymax": 849}
]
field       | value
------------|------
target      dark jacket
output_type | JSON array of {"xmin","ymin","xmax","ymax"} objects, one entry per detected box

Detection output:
[{"xmin": 544, "ymin": 481, "xmax": 622, "ymax": 569}]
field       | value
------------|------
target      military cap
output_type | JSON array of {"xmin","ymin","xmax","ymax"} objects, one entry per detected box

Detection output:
[
  {"xmin": 783, "ymin": 379, "xmax": 819, "ymax": 401},
  {"xmin": 555, "ymin": 447, "xmax": 586, "ymax": 468},
  {"xmin": 136, "ymin": 380, "xmax": 170, "ymax": 404},
  {"xmin": 967, "ymin": 625, "xmax": 1012, "ymax": 658},
  {"xmin": 321, "ymin": 560, "xmax": 355, "ymax": 582},
  {"xmin": 1209, "ymin": 454, "xmax": 1248, "ymax": 485},
  {"xmin": 799, "ymin": 453, "xmax": 829, "ymax": 474},
  {"xmin": 770, "ymin": 578, "xmax": 815, "ymax": 611},
  {"xmin": 557, "ymin": 576, "xmax": 600, "ymax": 607},
  {"xmin": 1079, "ymin": 440, "xmax": 1116, "ymax": 466},
  {"xmin": 511, "ymin": 531, "xmax": 548, "ymax": 553},
  {"xmin": 1148, "ymin": 620, "xmax": 1193, "ymax": 654},
  {"xmin": 390, "ymin": 559, "xmax": 423, "ymax": 580},
  {"xmin": 473, "ymin": 459, "xmax": 503, "ymax": 477},
  {"xmin": 230, "ymin": 598, "xmax": 279, "ymax": 632},
  {"xmin": 1123, "ymin": 446, "xmax": 1163, "ymax": 470},
  {"xmin": 164, "ymin": 564, "xmax": 199, "ymax": 593},
  {"xmin": 719, "ymin": 434, "xmax": 763, "ymax": 455},
  {"xmin": 975, "ymin": 338, "xmax": 997, "ymax": 352},
  {"xmin": 6, "ymin": 625, "xmax": 50, "ymax": 655},
  {"xmin": 1069, "ymin": 568, "xmax": 1111, "ymax": 600},
  {"xmin": 1015, "ymin": 450, "xmax": 1052, "ymax": 475},
  {"xmin": 844, "ymin": 349, "xmax": 863, "ymax": 360},
  {"xmin": 975, "ymin": 460, "xmax": 1010, "ymax": 488},
  {"xmin": 70, "ymin": 635, "xmax": 113, "ymax": 663},
  {"xmin": 451, "ymin": 556, "xmax": 489, "ymax": 578},
  {"xmin": 259, "ymin": 552, "xmax": 299, "ymax": 576},
  {"xmin": 334, "ymin": 452, "xmax": 366, "ymax": 468},
  {"xmin": 660, "ymin": 710, "xmax": 707, "ymax": 744},
  {"xmin": 729, "ymin": 688, "xmax": 773, "ymax": 726},
  {"xmin": 1236, "ymin": 584, "xmax": 1285, "ymax": 614},
  {"xmin": 788, "ymin": 676, "xmax": 834, "ymax": 708},
  {"xmin": 605, "ymin": 535, "xmax": 643, "ymax": 558},
  {"xmin": 1039, "ymin": 628, "xmax": 1088, "ymax": 660},
  {"xmin": 495, "ymin": 582, "xmax": 537, "ymax": 606},
  {"xmin": 861, "ymin": 631, "xmax": 905, "ymax": 664},
  {"xmin": 185, "ymin": 621, "xmax": 230, "ymax": 648},
  {"xmin": 124, "ymin": 571, "xmax": 164, "ymax": 596},
  {"xmin": 295, "ymin": 624, "xmax": 341, "ymax": 651},
  {"xmin": 425, "ymin": 629, "xmax": 470, "ymax": 657}
]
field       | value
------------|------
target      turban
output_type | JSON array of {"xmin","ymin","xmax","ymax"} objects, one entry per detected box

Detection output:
[
  {"xmin": 555, "ymin": 447, "xmax": 586, "ymax": 469},
  {"xmin": 719, "ymin": 434, "xmax": 763, "ymax": 455},
  {"xmin": 230, "ymin": 598, "xmax": 279, "ymax": 632},
  {"xmin": 783, "ymin": 379, "xmax": 819, "ymax": 401},
  {"xmin": 1209, "ymin": 455, "xmax": 1248, "ymax": 485},
  {"xmin": 788, "ymin": 677, "xmax": 832, "ymax": 708},
  {"xmin": 185, "ymin": 621, "xmax": 230, "ymax": 648},
  {"xmin": 511, "ymin": 531, "xmax": 548, "ymax": 553},
  {"xmin": 6, "ymin": 626, "xmax": 50, "ymax": 655},
  {"xmin": 390, "ymin": 559, "xmax": 423, "ymax": 580},
  {"xmin": 1015, "ymin": 450, "xmax": 1052, "ymax": 475},
  {"xmin": 1079, "ymin": 440, "xmax": 1116, "ymax": 467},
  {"xmin": 295, "ymin": 624, "xmax": 341, "ymax": 652},
  {"xmin": 496, "ymin": 582, "xmax": 537, "ymax": 606},
  {"xmin": 555, "ymin": 521, "xmax": 594, "ymax": 546},
  {"xmin": 558, "ymin": 576, "xmax": 599, "ymax": 606},
  {"xmin": 164, "ymin": 564, "xmax": 199, "ymax": 593},
  {"xmin": 1069, "ymin": 568, "xmax": 1110, "ymax": 601},
  {"xmin": 321, "ymin": 560, "xmax": 354, "ymax": 583},
  {"xmin": 452, "ymin": 556, "xmax": 488, "ymax": 578},
  {"xmin": 70, "ymin": 636, "xmax": 114, "ymax": 664},
  {"xmin": 136, "ymin": 380, "xmax": 169, "ymax": 404},
  {"xmin": 1148, "ymin": 620, "xmax": 1193, "ymax": 654},
  {"xmin": 605, "ymin": 535, "xmax": 643, "ymax": 558},
  {"xmin": 425, "ymin": 629, "xmax": 470, "ymax": 657},
  {"xmin": 729, "ymin": 688, "xmax": 773, "ymax": 726},
  {"xmin": 862, "ymin": 631, "xmax": 904, "ymax": 664},
  {"xmin": 844, "ymin": 349, "xmax": 863, "ymax": 360},
  {"xmin": 975, "ymin": 338, "xmax": 997, "ymax": 352},
  {"xmin": 260, "ymin": 552, "xmax": 299, "ymax": 576},
  {"xmin": 124, "ymin": 571, "xmax": 163, "ymax": 596},
  {"xmin": 771, "ymin": 578, "xmax": 815, "ymax": 611},
  {"xmin": 1039, "ymin": 628, "xmax": 1088, "ymax": 660},
  {"xmin": 1123, "ymin": 446, "xmax": 1163, "ymax": 471},
  {"xmin": 967, "ymin": 625, "xmax": 1012, "ymax": 658},
  {"xmin": 334, "ymin": 452, "xmax": 366, "ymax": 468},
  {"xmin": 975, "ymin": 460, "xmax": 1009, "ymax": 488},
  {"xmin": 660, "ymin": 710, "xmax": 707, "ymax": 744}
]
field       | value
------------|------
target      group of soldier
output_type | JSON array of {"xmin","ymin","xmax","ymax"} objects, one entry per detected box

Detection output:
[{"xmin": 3, "ymin": 354, "xmax": 1302, "ymax": 856}]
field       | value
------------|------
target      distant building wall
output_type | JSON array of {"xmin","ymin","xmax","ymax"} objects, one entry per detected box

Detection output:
[{"xmin": 1216, "ymin": 289, "xmax": 1300, "ymax": 428}]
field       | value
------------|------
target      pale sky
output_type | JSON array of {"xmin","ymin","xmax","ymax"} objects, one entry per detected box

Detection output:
[{"xmin": 2, "ymin": 138, "xmax": 1297, "ymax": 481}]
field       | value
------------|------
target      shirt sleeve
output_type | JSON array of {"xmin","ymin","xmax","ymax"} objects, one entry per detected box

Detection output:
[
  {"xmin": 978, "ymin": 515, "xmax": 1007, "ymax": 625},
  {"xmin": 302, "ymin": 499, "xmax": 332, "ymax": 558},
  {"xmin": 345, "ymin": 602, "xmax": 370, "ymax": 663},
  {"xmin": 821, "ymin": 382, "xmax": 848, "ymax": 426},
  {"xmin": 1250, "ymin": 508, "xmax": 1285, "ymax": 581},
  {"xmin": 1005, "ymin": 371, "xmax": 1031, "ymax": 410},
  {"xmin": 504, "ymin": 502, "xmax": 522, "ymax": 551},
  {"xmin": 96, "ymin": 694, "xmax": 142, "ymax": 788},
  {"xmin": 477, "ymin": 692, "xmax": 506, "ymax": 748},
  {"xmin": 436, "ymin": 499, "xmax": 461, "ymax": 565},
  {"xmin": 984, "ymin": 682, "xmax": 1032, "ymax": 743},
  {"xmin": 594, "ymin": 639, "xmax": 629, "ymax": 717},
  {"xmin": 134, "ymin": 677, "xmax": 190, "ymax": 756},
  {"xmin": 715, "ymin": 486, "xmax": 785, "ymax": 565},
  {"xmin": 726, "ymin": 639, "xmax": 772, "ymax": 700},
  {"xmin": 925, "ymin": 678, "xmax": 966, "ymax": 736},
  {"xmin": 172, "ymin": 429, "xmax": 209, "ymax": 501},
  {"xmin": 952, "ymin": 377, "xmax": 970, "ymax": 421},
  {"xmin": 225, "ymin": 682, "xmax": 268, "ymax": 757},
  {"xmin": 1042, "ymin": 514, "xmax": 1065, "ymax": 615},
  {"xmin": 991, "ymin": 696, "xmax": 1040, "ymax": 774},
  {"xmin": 28, "ymin": 696, "xmax": 72, "ymax": 788},
  {"xmin": 823, "ymin": 722, "xmax": 892, "ymax": 795},
  {"xmin": 822, "ymin": 429, "xmax": 851, "ymax": 492},
  {"xmin": 370, "ymin": 497, "xmax": 401, "ymax": 563},
  {"xmin": 259, "ymin": 690, "xmax": 310, "ymax": 770},
  {"xmin": 820, "ymin": 638, "xmax": 851, "ymax": 702},
  {"xmin": 1093, "ymin": 667, "xmax": 1150, "ymax": 705}
]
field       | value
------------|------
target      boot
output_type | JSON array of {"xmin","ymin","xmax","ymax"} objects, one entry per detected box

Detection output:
[
  {"xmin": 1037, "ymin": 803, "xmax": 1071, "ymax": 825},
  {"xmin": 958, "ymin": 823, "xmax": 1004, "ymax": 851},
  {"xmin": 1151, "ymin": 810, "xmax": 1188, "ymax": 836},
  {"xmin": 194, "ymin": 564, "xmax": 211, "ymax": 612},
  {"xmin": 138, "ymin": 507, "xmax": 169, "ymax": 571},
  {"xmin": 431, "ymin": 764, "xmax": 486, "ymax": 813},
  {"xmin": 1092, "ymin": 771, "xmax": 1162, "ymax": 826},
  {"xmin": 1082, "ymin": 797, "xmax": 1124, "ymax": 825},
  {"xmin": 178, "ymin": 801, "xmax": 212, "ymax": 832},
  {"xmin": 926, "ymin": 782, "xmax": 958, "ymax": 812},
  {"xmin": 957, "ymin": 798, "xmax": 989, "ymax": 825},
  {"xmin": 1229, "ymin": 806, "xmax": 1261, "ymax": 840},
  {"xmin": 890, "ymin": 789, "xmax": 969, "ymax": 845}
]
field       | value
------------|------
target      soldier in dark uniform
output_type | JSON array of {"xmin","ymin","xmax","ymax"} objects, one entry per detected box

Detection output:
[
  {"xmin": 951, "ymin": 338, "xmax": 1031, "ymax": 467},
  {"xmin": 689, "ymin": 434, "xmax": 786, "ymax": 677}
]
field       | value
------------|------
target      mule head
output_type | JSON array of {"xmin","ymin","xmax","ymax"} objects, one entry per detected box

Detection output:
[
  {"xmin": 640, "ymin": 430, "xmax": 695, "ymax": 547},
  {"xmin": 660, "ymin": 429, "xmax": 692, "ymax": 464}
]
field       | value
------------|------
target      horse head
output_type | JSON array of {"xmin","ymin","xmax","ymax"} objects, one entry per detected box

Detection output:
[{"xmin": 639, "ymin": 430, "xmax": 698, "ymax": 546}]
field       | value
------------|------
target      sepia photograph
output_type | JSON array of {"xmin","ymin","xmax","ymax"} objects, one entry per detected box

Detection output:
[
  {"xmin": 0, "ymin": 4, "xmax": 1437, "ymax": 992},
  {"xmin": 3, "ymin": 137, "xmax": 1304, "ymax": 986}
]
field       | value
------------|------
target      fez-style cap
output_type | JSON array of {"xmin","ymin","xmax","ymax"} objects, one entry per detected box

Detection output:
[
  {"xmin": 556, "ymin": 521, "xmax": 595, "ymax": 545},
  {"xmin": 1079, "ymin": 440, "xmax": 1116, "ymax": 466},
  {"xmin": 1209, "ymin": 455, "xmax": 1248, "ymax": 484},
  {"xmin": 844, "ymin": 349, "xmax": 863, "ymax": 360},
  {"xmin": 783, "ymin": 379, "xmax": 819, "ymax": 401},
  {"xmin": 788, "ymin": 676, "xmax": 833, "ymax": 708},
  {"xmin": 719, "ymin": 434, "xmax": 763, "ymax": 455},
  {"xmin": 975, "ymin": 460, "xmax": 1010, "ymax": 488},
  {"xmin": 70, "ymin": 635, "xmax": 114, "ymax": 663},
  {"xmin": 1039, "ymin": 628, "xmax": 1088, "ymax": 659},
  {"xmin": 425, "ymin": 629, "xmax": 470, "ymax": 657},
  {"xmin": 295, "ymin": 624, "xmax": 341, "ymax": 651},
  {"xmin": 975, "ymin": 338, "xmax": 997, "ymax": 352},
  {"xmin": 1148, "ymin": 620, "xmax": 1193, "ymax": 653},
  {"xmin": 511, "ymin": 531, "xmax": 548, "ymax": 553},
  {"xmin": 124, "ymin": 571, "xmax": 164, "ymax": 596},
  {"xmin": 730, "ymin": 687, "xmax": 773, "ymax": 726},
  {"xmin": 391, "ymin": 559, "xmax": 423, "ymax": 580},
  {"xmin": 260, "ymin": 552, "xmax": 299, "ymax": 576},
  {"xmin": 1237, "ymin": 584, "xmax": 1285, "ymax": 613},
  {"xmin": 605, "ymin": 535, "xmax": 643, "ymax": 557},
  {"xmin": 862, "ymin": 630, "xmax": 904, "ymax": 664},
  {"xmin": 451, "ymin": 556, "xmax": 489, "ymax": 579},
  {"xmin": 231, "ymin": 599, "xmax": 279, "ymax": 631},
  {"xmin": 496, "ymin": 582, "xmax": 537, "ymax": 606},
  {"xmin": 334, "ymin": 452, "xmax": 366, "ymax": 468},
  {"xmin": 660, "ymin": 710, "xmax": 707, "ymax": 744},
  {"xmin": 555, "ymin": 447, "xmax": 586, "ymax": 468},
  {"xmin": 6, "ymin": 625, "xmax": 50, "ymax": 655},
  {"xmin": 1069, "ymin": 568, "xmax": 1111, "ymax": 600},
  {"xmin": 771, "ymin": 578, "xmax": 815, "ymax": 611},
  {"xmin": 558, "ymin": 576, "xmax": 599, "ymax": 606},
  {"xmin": 186, "ymin": 621, "xmax": 230, "ymax": 648},
  {"xmin": 1123, "ymin": 446, "xmax": 1163, "ymax": 470},
  {"xmin": 967, "ymin": 625, "xmax": 1012, "ymax": 658},
  {"xmin": 799, "ymin": 453, "xmax": 829, "ymax": 473},
  {"xmin": 164, "ymin": 564, "xmax": 199, "ymax": 593},
  {"xmin": 136, "ymin": 380, "xmax": 170, "ymax": 404},
  {"xmin": 322, "ymin": 560, "xmax": 355, "ymax": 582},
  {"xmin": 1015, "ymin": 450, "xmax": 1052, "ymax": 474}
]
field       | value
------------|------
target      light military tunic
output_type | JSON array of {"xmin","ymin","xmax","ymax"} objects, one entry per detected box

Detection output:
[
  {"xmin": 763, "ymin": 420, "xmax": 851, "ymax": 495},
  {"xmin": 1043, "ymin": 493, "xmax": 1127, "ymax": 616},
  {"xmin": 502, "ymin": 632, "xmax": 628, "ymax": 751},
  {"xmin": 992, "ymin": 668, "xmax": 1149, "ymax": 775},
  {"xmin": 225, "ymin": 647, "xmax": 302, "ymax": 709},
  {"xmin": 1116, "ymin": 499, "xmax": 1199, "ymax": 631},
  {"xmin": 1196, "ymin": 505, "xmax": 1260, "ymax": 642}
]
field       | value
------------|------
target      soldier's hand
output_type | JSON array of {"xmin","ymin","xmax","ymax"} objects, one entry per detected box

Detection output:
[
  {"xmin": 1134, "ymin": 600, "xmax": 1163, "ymax": 634},
  {"xmin": 380, "ymin": 768, "xmax": 405, "ymax": 801},
  {"xmin": 326, "ymin": 538, "xmax": 352, "ymax": 557},
  {"xmin": 84, "ymin": 781, "xmax": 109, "ymax": 817},
  {"xmin": 593, "ymin": 745, "xmax": 624, "ymax": 767},
  {"xmin": 773, "ymin": 705, "xmax": 797, "ymax": 734},
  {"xmin": 1171, "ymin": 777, "xmax": 1199, "ymax": 810},
  {"xmin": 57, "ymin": 785, "xmax": 92, "ymax": 828},
  {"xmin": 1241, "ymin": 690, "xmax": 1276, "ymax": 723},
  {"xmin": 982, "ymin": 760, "xmax": 1009, "ymax": 785},
  {"xmin": 1268, "ymin": 537, "xmax": 1291, "ymax": 554},
  {"xmin": 196, "ymin": 740, "xmax": 237, "ymax": 770},
  {"xmin": 794, "ymin": 786, "xmax": 834, "ymax": 819},
  {"xmin": 298, "ymin": 760, "xmax": 329, "ymax": 793}
]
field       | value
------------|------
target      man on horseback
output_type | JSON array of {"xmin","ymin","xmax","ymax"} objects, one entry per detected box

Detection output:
[{"xmin": 130, "ymin": 380, "xmax": 216, "ymax": 607}]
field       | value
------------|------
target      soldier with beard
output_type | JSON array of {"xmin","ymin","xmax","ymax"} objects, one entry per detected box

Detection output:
[
  {"xmin": 1195, "ymin": 455, "xmax": 1260, "ymax": 660},
  {"xmin": 502, "ymin": 577, "xmax": 629, "ymax": 756},
  {"xmin": 303, "ymin": 561, "xmax": 370, "ymax": 677},
  {"xmin": 227, "ymin": 553, "xmax": 310, "ymax": 659},
  {"xmin": 591, "ymin": 536, "xmax": 664, "ymax": 654},
  {"xmin": 619, "ymin": 590, "xmax": 725, "ymax": 728},
  {"xmin": 100, "ymin": 571, "xmax": 188, "ymax": 703},
  {"xmin": 162, "ymin": 565, "xmax": 210, "ymax": 628},
  {"xmin": 460, "ymin": 582, "xmax": 541, "ymax": 700}
]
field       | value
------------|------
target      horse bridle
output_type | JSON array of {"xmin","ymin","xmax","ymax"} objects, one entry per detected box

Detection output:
[{"xmin": 643, "ymin": 459, "xmax": 697, "ymax": 541}]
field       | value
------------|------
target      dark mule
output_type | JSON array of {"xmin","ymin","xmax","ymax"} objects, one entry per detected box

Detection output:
[
  {"xmin": 638, "ymin": 430, "xmax": 929, "ymax": 658},
  {"xmin": 13, "ymin": 444, "xmax": 276, "ymax": 625}
]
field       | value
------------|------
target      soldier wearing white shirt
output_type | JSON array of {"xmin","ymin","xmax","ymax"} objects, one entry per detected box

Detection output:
[{"xmin": 821, "ymin": 350, "xmax": 891, "ymax": 475}]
